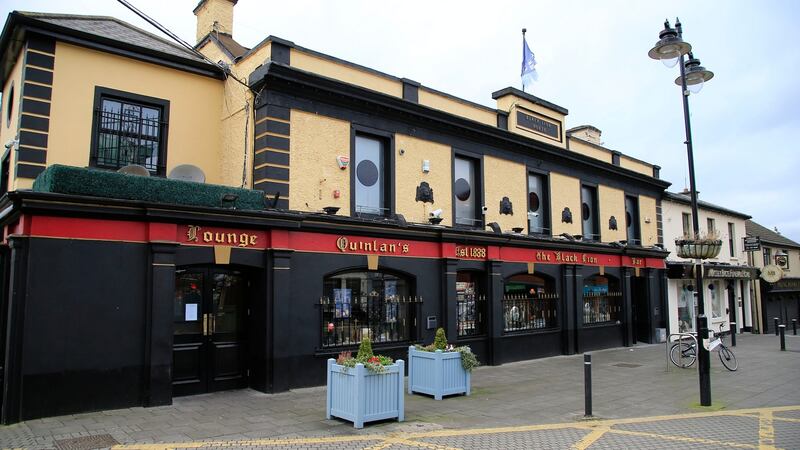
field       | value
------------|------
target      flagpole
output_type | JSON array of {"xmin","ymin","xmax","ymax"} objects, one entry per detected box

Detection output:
[{"xmin": 521, "ymin": 28, "xmax": 527, "ymax": 92}]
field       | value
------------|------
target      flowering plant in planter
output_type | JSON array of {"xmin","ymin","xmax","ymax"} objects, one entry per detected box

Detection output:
[
  {"xmin": 675, "ymin": 230, "xmax": 722, "ymax": 260},
  {"xmin": 336, "ymin": 336, "xmax": 395, "ymax": 374},
  {"xmin": 408, "ymin": 328, "xmax": 477, "ymax": 400},
  {"xmin": 415, "ymin": 328, "xmax": 479, "ymax": 372}
]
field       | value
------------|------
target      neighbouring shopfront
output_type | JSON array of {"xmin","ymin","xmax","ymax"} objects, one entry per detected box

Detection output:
[
  {"xmin": 759, "ymin": 277, "xmax": 800, "ymax": 334},
  {"xmin": 0, "ymin": 192, "xmax": 668, "ymax": 423}
]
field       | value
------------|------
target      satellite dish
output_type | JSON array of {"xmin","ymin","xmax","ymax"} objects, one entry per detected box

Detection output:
[
  {"xmin": 168, "ymin": 164, "xmax": 206, "ymax": 183},
  {"xmin": 117, "ymin": 164, "xmax": 150, "ymax": 176}
]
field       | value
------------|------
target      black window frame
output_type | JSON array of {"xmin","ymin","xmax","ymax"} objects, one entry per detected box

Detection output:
[
  {"xmin": 527, "ymin": 169, "xmax": 551, "ymax": 236},
  {"xmin": 763, "ymin": 248, "xmax": 771, "ymax": 266},
  {"xmin": 452, "ymin": 150, "xmax": 484, "ymax": 229},
  {"xmin": 580, "ymin": 183, "xmax": 599, "ymax": 241},
  {"xmin": 5, "ymin": 81, "xmax": 13, "ymax": 128},
  {"xmin": 455, "ymin": 270, "xmax": 487, "ymax": 337},
  {"xmin": 728, "ymin": 222, "xmax": 736, "ymax": 257},
  {"xmin": 89, "ymin": 86, "xmax": 170, "ymax": 176},
  {"xmin": 624, "ymin": 194, "xmax": 641, "ymax": 244},
  {"xmin": 350, "ymin": 125, "xmax": 394, "ymax": 218},
  {"xmin": 682, "ymin": 212, "xmax": 692, "ymax": 237}
]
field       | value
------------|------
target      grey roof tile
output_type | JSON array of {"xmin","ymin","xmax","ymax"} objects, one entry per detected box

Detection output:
[{"xmin": 745, "ymin": 220, "xmax": 800, "ymax": 248}]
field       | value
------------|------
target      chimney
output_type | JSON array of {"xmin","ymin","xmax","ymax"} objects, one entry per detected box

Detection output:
[
  {"xmin": 194, "ymin": 0, "xmax": 237, "ymax": 43},
  {"xmin": 568, "ymin": 125, "xmax": 603, "ymax": 145}
]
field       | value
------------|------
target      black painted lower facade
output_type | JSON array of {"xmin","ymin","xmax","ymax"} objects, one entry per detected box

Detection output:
[
  {"xmin": 0, "ymin": 193, "xmax": 668, "ymax": 423},
  {"xmin": 759, "ymin": 277, "xmax": 800, "ymax": 335}
]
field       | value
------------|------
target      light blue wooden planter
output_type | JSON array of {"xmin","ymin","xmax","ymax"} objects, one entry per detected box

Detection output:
[
  {"xmin": 407, "ymin": 346, "xmax": 471, "ymax": 400},
  {"xmin": 325, "ymin": 359, "xmax": 405, "ymax": 428}
]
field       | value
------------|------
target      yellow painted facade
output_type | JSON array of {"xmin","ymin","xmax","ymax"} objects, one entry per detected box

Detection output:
[
  {"xmin": 194, "ymin": 0, "xmax": 235, "ymax": 43},
  {"xmin": 417, "ymin": 88, "xmax": 496, "ymax": 127},
  {"xmin": 394, "ymin": 134, "xmax": 452, "ymax": 225},
  {"xmin": 568, "ymin": 139, "xmax": 612, "ymax": 164},
  {"xmin": 495, "ymin": 95, "xmax": 567, "ymax": 149},
  {"xmin": 483, "ymin": 155, "xmax": 527, "ymax": 232},
  {"xmin": 291, "ymin": 50, "xmax": 402, "ymax": 98},
  {"xmin": 638, "ymin": 195, "xmax": 658, "ymax": 246},
  {"xmin": 598, "ymin": 185, "xmax": 626, "ymax": 242},
  {"xmin": 288, "ymin": 110, "xmax": 350, "ymax": 213},
  {"xmin": 1, "ymin": 50, "xmax": 24, "ymax": 190},
  {"xmin": 549, "ymin": 172, "xmax": 581, "ymax": 236},
  {"xmin": 47, "ymin": 42, "xmax": 224, "ymax": 184},
  {"xmin": 620, "ymin": 155, "xmax": 653, "ymax": 177}
]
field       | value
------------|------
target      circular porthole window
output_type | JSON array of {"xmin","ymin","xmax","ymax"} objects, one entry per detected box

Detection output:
[
  {"xmin": 529, "ymin": 192, "xmax": 540, "ymax": 212},
  {"xmin": 582, "ymin": 202, "xmax": 590, "ymax": 220},
  {"xmin": 626, "ymin": 211, "xmax": 632, "ymax": 228},
  {"xmin": 5, "ymin": 82, "xmax": 13, "ymax": 128},
  {"xmin": 454, "ymin": 178, "xmax": 471, "ymax": 201},
  {"xmin": 356, "ymin": 160, "xmax": 379, "ymax": 187}
]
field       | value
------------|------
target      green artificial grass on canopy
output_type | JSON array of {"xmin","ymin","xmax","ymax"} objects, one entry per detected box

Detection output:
[{"xmin": 32, "ymin": 165, "xmax": 267, "ymax": 210}]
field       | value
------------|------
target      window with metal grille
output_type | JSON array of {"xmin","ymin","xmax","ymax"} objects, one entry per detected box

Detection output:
[
  {"xmin": 90, "ymin": 87, "xmax": 169, "ymax": 175},
  {"xmin": 502, "ymin": 273, "xmax": 559, "ymax": 333},
  {"xmin": 582, "ymin": 275, "xmax": 622, "ymax": 325},
  {"xmin": 456, "ymin": 271, "xmax": 486, "ymax": 337}
]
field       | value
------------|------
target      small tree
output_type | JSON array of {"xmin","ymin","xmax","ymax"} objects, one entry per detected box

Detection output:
[
  {"xmin": 433, "ymin": 327, "xmax": 448, "ymax": 351},
  {"xmin": 356, "ymin": 335, "xmax": 374, "ymax": 360}
]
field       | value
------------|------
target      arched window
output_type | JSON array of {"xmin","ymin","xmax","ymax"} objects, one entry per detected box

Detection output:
[
  {"xmin": 503, "ymin": 274, "xmax": 558, "ymax": 332},
  {"xmin": 582, "ymin": 275, "xmax": 622, "ymax": 325},
  {"xmin": 456, "ymin": 271, "xmax": 486, "ymax": 337},
  {"xmin": 320, "ymin": 271, "xmax": 416, "ymax": 347}
]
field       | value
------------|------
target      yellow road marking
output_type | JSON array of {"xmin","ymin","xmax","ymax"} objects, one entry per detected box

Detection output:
[
  {"xmin": 109, "ymin": 405, "xmax": 800, "ymax": 450},
  {"xmin": 759, "ymin": 410, "xmax": 776, "ymax": 450},
  {"xmin": 572, "ymin": 426, "xmax": 610, "ymax": 449}
]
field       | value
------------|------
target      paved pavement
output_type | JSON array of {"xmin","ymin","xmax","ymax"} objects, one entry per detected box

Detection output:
[{"xmin": 1, "ymin": 333, "xmax": 799, "ymax": 449}]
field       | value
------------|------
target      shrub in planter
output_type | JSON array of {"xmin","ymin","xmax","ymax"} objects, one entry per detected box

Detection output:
[
  {"xmin": 408, "ymin": 328, "xmax": 478, "ymax": 400},
  {"xmin": 326, "ymin": 337, "xmax": 404, "ymax": 428}
]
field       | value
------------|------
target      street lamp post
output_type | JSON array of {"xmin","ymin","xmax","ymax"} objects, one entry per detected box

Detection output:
[{"xmin": 648, "ymin": 18, "xmax": 714, "ymax": 406}]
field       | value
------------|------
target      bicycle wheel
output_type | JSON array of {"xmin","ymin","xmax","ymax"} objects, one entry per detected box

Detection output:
[
  {"xmin": 718, "ymin": 345, "xmax": 738, "ymax": 371},
  {"xmin": 670, "ymin": 342, "xmax": 696, "ymax": 368}
]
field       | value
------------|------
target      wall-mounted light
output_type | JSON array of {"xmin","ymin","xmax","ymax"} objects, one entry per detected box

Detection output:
[
  {"xmin": 221, "ymin": 193, "xmax": 239, "ymax": 208},
  {"xmin": 487, "ymin": 222, "xmax": 502, "ymax": 234}
]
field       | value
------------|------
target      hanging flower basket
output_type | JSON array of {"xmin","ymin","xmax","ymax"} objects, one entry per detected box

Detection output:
[{"xmin": 674, "ymin": 239, "xmax": 722, "ymax": 259}]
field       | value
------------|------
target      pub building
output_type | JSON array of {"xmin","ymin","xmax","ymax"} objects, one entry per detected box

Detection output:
[{"xmin": 0, "ymin": 1, "xmax": 671, "ymax": 423}]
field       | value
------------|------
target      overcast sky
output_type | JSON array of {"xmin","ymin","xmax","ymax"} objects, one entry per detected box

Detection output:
[{"xmin": 2, "ymin": 0, "xmax": 799, "ymax": 243}]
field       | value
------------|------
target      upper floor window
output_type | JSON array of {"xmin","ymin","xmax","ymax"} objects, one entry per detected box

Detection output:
[
  {"xmin": 5, "ymin": 82, "xmax": 13, "ymax": 127},
  {"xmin": 527, "ymin": 172, "xmax": 549, "ymax": 235},
  {"xmin": 728, "ymin": 222, "xmax": 736, "ymax": 257},
  {"xmin": 682, "ymin": 213, "xmax": 692, "ymax": 237},
  {"xmin": 454, "ymin": 155, "xmax": 482, "ymax": 228},
  {"xmin": 707, "ymin": 218, "xmax": 716, "ymax": 235},
  {"xmin": 625, "ymin": 195, "xmax": 640, "ymax": 244},
  {"xmin": 90, "ymin": 87, "xmax": 169, "ymax": 175},
  {"xmin": 581, "ymin": 185, "xmax": 599, "ymax": 241},
  {"xmin": 763, "ymin": 247, "xmax": 771, "ymax": 266},
  {"xmin": 354, "ymin": 133, "xmax": 390, "ymax": 217}
]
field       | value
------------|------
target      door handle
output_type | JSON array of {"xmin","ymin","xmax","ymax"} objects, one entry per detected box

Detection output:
[{"xmin": 203, "ymin": 313, "xmax": 209, "ymax": 336}]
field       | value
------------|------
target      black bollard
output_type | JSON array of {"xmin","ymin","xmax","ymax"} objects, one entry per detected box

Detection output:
[
  {"xmin": 779, "ymin": 325, "xmax": 786, "ymax": 351},
  {"xmin": 793, "ymin": 319, "xmax": 797, "ymax": 336},
  {"xmin": 730, "ymin": 322, "xmax": 736, "ymax": 347},
  {"xmin": 774, "ymin": 317, "xmax": 780, "ymax": 336},
  {"xmin": 584, "ymin": 353, "xmax": 592, "ymax": 417}
]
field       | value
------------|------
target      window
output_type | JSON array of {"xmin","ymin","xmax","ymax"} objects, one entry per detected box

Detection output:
[
  {"xmin": 582, "ymin": 275, "xmax": 622, "ymax": 325},
  {"xmin": 625, "ymin": 195, "xmax": 640, "ymax": 244},
  {"xmin": 709, "ymin": 282, "xmax": 722, "ymax": 319},
  {"xmin": 581, "ymin": 185, "xmax": 599, "ymax": 241},
  {"xmin": 456, "ymin": 272, "xmax": 486, "ymax": 337},
  {"xmin": 707, "ymin": 218, "xmax": 716, "ymax": 235},
  {"xmin": 320, "ymin": 271, "xmax": 418, "ymax": 347},
  {"xmin": 527, "ymin": 173, "xmax": 549, "ymax": 235},
  {"xmin": 354, "ymin": 134, "xmax": 390, "ymax": 217},
  {"xmin": 91, "ymin": 87, "xmax": 169, "ymax": 175},
  {"xmin": 453, "ymin": 155, "xmax": 481, "ymax": 228},
  {"xmin": 728, "ymin": 222, "xmax": 736, "ymax": 257},
  {"xmin": 5, "ymin": 81, "xmax": 13, "ymax": 127},
  {"xmin": 682, "ymin": 213, "xmax": 692, "ymax": 237},
  {"xmin": 677, "ymin": 282, "xmax": 695, "ymax": 332},
  {"xmin": 763, "ymin": 248, "xmax": 771, "ymax": 266},
  {"xmin": 503, "ymin": 274, "xmax": 558, "ymax": 332},
  {"xmin": 781, "ymin": 249, "xmax": 790, "ymax": 269}
]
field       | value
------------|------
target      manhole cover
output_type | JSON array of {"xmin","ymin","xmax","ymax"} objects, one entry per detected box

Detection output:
[
  {"xmin": 54, "ymin": 434, "xmax": 119, "ymax": 450},
  {"xmin": 613, "ymin": 362, "xmax": 643, "ymax": 368}
]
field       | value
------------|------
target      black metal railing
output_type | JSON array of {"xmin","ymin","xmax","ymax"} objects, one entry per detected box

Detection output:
[
  {"xmin": 582, "ymin": 291, "xmax": 623, "ymax": 325},
  {"xmin": 93, "ymin": 108, "xmax": 167, "ymax": 173},
  {"xmin": 457, "ymin": 294, "xmax": 487, "ymax": 337},
  {"xmin": 502, "ymin": 293, "xmax": 559, "ymax": 333},
  {"xmin": 318, "ymin": 295, "xmax": 422, "ymax": 348}
]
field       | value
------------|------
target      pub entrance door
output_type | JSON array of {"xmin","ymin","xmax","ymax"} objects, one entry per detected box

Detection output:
[
  {"xmin": 172, "ymin": 267, "xmax": 249, "ymax": 396},
  {"xmin": 631, "ymin": 277, "xmax": 650, "ymax": 344}
]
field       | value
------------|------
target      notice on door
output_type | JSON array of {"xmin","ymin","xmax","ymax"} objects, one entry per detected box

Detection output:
[{"xmin": 185, "ymin": 303, "xmax": 199, "ymax": 321}]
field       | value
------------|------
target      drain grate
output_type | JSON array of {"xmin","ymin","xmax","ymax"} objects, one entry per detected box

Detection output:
[
  {"xmin": 54, "ymin": 434, "xmax": 119, "ymax": 450},
  {"xmin": 613, "ymin": 362, "xmax": 643, "ymax": 368}
]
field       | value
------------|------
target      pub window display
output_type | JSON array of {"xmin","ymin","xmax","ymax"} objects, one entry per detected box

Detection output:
[
  {"xmin": 502, "ymin": 274, "xmax": 559, "ymax": 333},
  {"xmin": 582, "ymin": 275, "xmax": 622, "ymax": 325},
  {"xmin": 456, "ymin": 271, "xmax": 486, "ymax": 337},
  {"xmin": 320, "ymin": 271, "xmax": 417, "ymax": 347}
]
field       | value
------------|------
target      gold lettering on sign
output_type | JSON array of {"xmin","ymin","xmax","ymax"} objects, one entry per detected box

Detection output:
[
  {"xmin": 336, "ymin": 236, "xmax": 409, "ymax": 255},
  {"xmin": 631, "ymin": 257, "xmax": 644, "ymax": 266},
  {"xmin": 187, "ymin": 225, "xmax": 258, "ymax": 248},
  {"xmin": 536, "ymin": 251, "xmax": 552, "ymax": 262},
  {"xmin": 455, "ymin": 246, "xmax": 487, "ymax": 259}
]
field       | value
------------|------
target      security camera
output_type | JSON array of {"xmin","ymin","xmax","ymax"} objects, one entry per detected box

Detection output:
[{"xmin": 481, "ymin": 205, "xmax": 488, "ymax": 214}]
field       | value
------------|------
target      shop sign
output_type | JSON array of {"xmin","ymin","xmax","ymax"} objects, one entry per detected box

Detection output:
[
  {"xmin": 705, "ymin": 267, "xmax": 756, "ymax": 279},
  {"xmin": 772, "ymin": 278, "xmax": 800, "ymax": 291},
  {"xmin": 335, "ymin": 236, "xmax": 410, "ymax": 254},
  {"xmin": 743, "ymin": 236, "xmax": 761, "ymax": 252},
  {"xmin": 535, "ymin": 250, "xmax": 599, "ymax": 265},
  {"xmin": 185, "ymin": 225, "xmax": 260, "ymax": 248},
  {"xmin": 455, "ymin": 245, "xmax": 487, "ymax": 259},
  {"xmin": 760, "ymin": 264, "xmax": 783, "ymax": 283},
  {"xmin": 516, "ymin": 110, "xmax": 559, "ymax": 139}
]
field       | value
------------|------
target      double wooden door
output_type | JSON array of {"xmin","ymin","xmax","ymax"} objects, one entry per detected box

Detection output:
[{"xmin": 172, "ymin": 267, "xmax": 248, "ymax": 396}]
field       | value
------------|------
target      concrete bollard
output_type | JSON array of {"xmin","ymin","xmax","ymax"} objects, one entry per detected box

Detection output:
[{"xmin": 779, "ymin": 325, "xmax": 786, "ymax": 351}]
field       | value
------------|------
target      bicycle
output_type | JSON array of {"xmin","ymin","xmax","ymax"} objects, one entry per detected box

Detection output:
[{"xmin": 669, "ymin": 327, "xmax": 738, "ymax": 371}]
